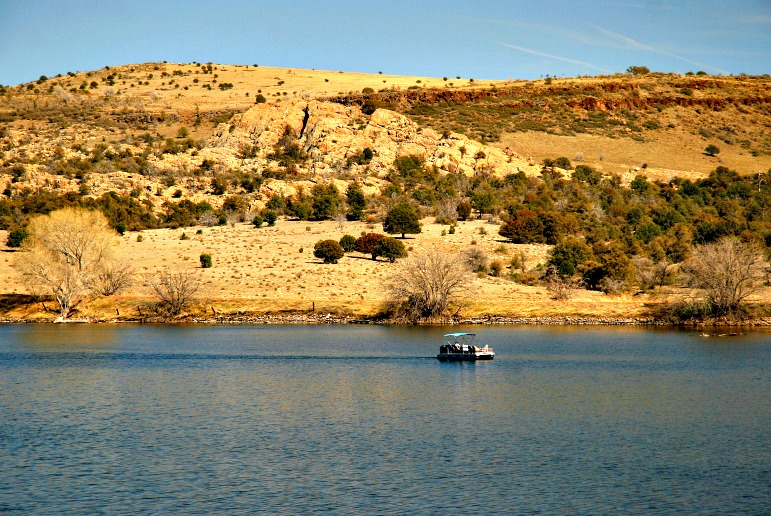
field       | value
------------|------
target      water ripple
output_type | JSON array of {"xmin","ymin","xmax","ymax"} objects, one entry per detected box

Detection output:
[{"xmin": 1, "ymin": 324, "xmax": 768, "ymax": 513}]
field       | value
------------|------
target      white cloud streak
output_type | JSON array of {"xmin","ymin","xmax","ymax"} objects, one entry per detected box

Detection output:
[
  {"xmin": 593, "ymin": 26, "xmax": 730, "ymax": 74},
  {"xmin": 498, "ymin": 43, "xmax": 612, "ymax": 73}
]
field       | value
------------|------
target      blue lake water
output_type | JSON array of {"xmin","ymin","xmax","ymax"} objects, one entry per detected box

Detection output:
[{"xmin": 0, "ymin": 324, "xmax": 769, "ymax": 513}]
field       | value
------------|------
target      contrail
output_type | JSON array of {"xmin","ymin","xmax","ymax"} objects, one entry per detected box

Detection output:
[
  {"xmin": 499, "ymin": 42, "xmax": 612, "ymax": 73},
  {"xmin": 594, "ymin": 26, "xmax": 730, "ymax": 74}
]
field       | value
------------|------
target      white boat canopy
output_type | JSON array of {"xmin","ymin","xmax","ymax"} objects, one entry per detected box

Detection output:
[{"xmin": 444, "ymin": 333, "xmax": 475, "ymax": 337}]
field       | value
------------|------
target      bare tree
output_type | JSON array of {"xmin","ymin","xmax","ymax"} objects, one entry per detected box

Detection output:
[
  {"xmin": 198, "ymin": 211, "xmax": 219, "ymax": 227},
  {"xmin": 148, "ymin": 271, "xmax": 202, "ymax": 316},
  {"xmin": 633, "ymin": 256, "xmax": 670, "ymax": 290},
  {"xmin": 384, "ymin": 249, "xmax": 473, "ymax": 322},
  {"xmin": 16, "ymin": 208, "xmax": 118, "ymax": 319},
  {"xmin": 681, "ymin": 237, "xmax": 766, "ymax": 316},
  {"xmin": 544, "ymin": 266, "xmax": 580, "ymax": 300},
  {"xmin": 87, "ymin": 260, "xmax": 134, "ymax": 296},
  {"xmin": 434, "ymin": 198, "xmax": 458, "ymax": 224},
  {"xmin": 334, "ymin": 210, "xmax": 346, "ymax": 231}
]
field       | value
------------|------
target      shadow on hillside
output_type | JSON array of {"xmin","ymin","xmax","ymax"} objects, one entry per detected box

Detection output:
[
  {"xmin": 0, "ymin": 294, "xmax": 40, "ymax": 313},
  {"xmin": 304, "ymin": 256, "xmax": 384, "ymax": 264},
  {"xmin": 343, "ymin": 255, "xmax": 380, "ymax": 261}
]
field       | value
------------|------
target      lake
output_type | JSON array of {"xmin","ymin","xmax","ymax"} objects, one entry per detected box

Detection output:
[{"xmin": 0, "ymin": 324, "xmax": 768, "ymax": 513}]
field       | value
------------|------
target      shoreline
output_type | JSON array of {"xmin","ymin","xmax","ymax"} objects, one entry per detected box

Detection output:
[{"xmin": 2, "ymin": 312, "xmax": 770, "ymax": 328}]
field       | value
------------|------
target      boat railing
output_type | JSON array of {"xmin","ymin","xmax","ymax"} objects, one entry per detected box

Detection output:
[{"xmin": 440, "ymin": 344, "xmax": 493, "ymax": 354}]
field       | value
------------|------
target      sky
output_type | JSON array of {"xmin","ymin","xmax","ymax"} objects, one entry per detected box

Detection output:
[{"xmin": 1, "ymin": 0, "xmax": 769, "ymax": 86}]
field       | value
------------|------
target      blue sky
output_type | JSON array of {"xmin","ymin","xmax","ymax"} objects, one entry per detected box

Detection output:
[{"xmin": 1, "ymin": 0, "xmax": 769, "ymax": 86}]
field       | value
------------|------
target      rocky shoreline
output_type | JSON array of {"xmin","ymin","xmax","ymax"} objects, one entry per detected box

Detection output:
[{"xmin": 2, "ymin": 312, "xmax": 770, "ymax": 327}]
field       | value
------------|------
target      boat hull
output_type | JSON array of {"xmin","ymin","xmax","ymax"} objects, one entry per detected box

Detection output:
[{"xmin": 436, "ymin": 352, "xmax": 495, "ymax": 361}]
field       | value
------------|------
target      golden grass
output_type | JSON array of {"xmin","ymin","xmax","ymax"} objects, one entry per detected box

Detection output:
[
  {"xmin": 4, "ymin": 62, "xmax": 505, "ymax": 142},
  {"xmin": 3, "ymin": 219, "xmax": 769, "ymax": 322},
  {"xmin": 496, "ymin": 128, "xmax": 771, "ymax": 183},
  {"xmin": 0, "ymin": 220, "xmax": 717, "ymax": 322}
]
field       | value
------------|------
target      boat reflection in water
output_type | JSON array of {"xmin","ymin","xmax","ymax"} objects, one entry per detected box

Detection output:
[{"xmin": 437, "ymin": 332, "xmax": 494, "ymax": 361}]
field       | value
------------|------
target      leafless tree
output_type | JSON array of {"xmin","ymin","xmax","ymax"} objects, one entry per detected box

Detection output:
[
  {"xmin": 148, "ymin": 270, "xmax": 202, "ymax": 316},
  {"xmin": 198, "ymin": 211, "xmax": 219, "ymax": 227},
  {"xmin": 334, "ymin": 210, "xmax": 346, "ymax": 231},
  {"xmin": 16, "ymin": 208, "xmax": 118, "ymax": 319},
  {"xmin": 681, "ymin": 237, "xmax": 766, "ymax": 316},
  {"xmin": 544, "ymin": 266, "xmax": 580, "ymax": 300},
  {"xmin": 384, "ymin": 250, "xmax": 473, "ymax": 322},
  {"xmin": 87, "ymin": 260, "xmax": 134, "ymax": 296},
  {"xmin": 633, "ymin": 256, "xmax": 670, "ymax": 290},
  {"xmin": 434, "ymin": 198, "xmax": 458, "ymax": 224}
]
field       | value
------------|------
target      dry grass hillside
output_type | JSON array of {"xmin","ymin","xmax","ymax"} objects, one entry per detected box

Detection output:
[
  {"xmin": 0, "ymin": 62, "xmax": 486, "ymax": 142},
  {"xmin": 2, "ymin": 65, "xmax": 768, "ymax": 193},
  {"xmin": 348, "ymin": 73, "xmax": 771, "ymax": 182},
  {"xmin": 0, "ymin": 218, "xmax": 702, "ymax": 322}
]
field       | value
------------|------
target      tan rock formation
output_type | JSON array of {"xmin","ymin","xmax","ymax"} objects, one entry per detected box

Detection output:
[{"xmin": 208, "ymin": 99, "xmax": 537, "ymax": 179}]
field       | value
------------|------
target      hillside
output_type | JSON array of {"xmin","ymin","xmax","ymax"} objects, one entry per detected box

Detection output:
[
  {"xmin": 1, "ymin": 63, "xmax": 770, "ymax": 323},
  {"xmin": 340, "ymin": 73, "xmax": 771, "ymax": 182},
  {"xmin": 2, "ymin": 64, "xmax": 770, "ymax": 190}
]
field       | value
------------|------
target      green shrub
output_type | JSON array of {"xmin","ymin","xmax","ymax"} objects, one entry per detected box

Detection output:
[
  {"xmin": 346, "ymin": 184, "xmax": 366, "ymax": 220},
  {"xmin": 313, "ymin": 240, "xmax": 345, "ymax": 264},
  {"xmin": 626, "ymin": 66, "xmax": 650, "ymax": 75},
  {"xmin": 6, "ymin": 227, "xmax": 29, "ymax": 247},
  {"xmin": 266, "ymin": 195, "xmax": 285, "ymax": 212},
  {"xmin": 211, "ymin": 176, "xmax": 227, "ymax": 195},
  {"xmin": 252, "ymin": 215, "xmax": 263, "ymax": 228},
  {"xmin": 456, "ymin": 199, "xmax": 472, "ymax": 221},
  {"xmin": 464, "ymin": 247, "xmax": 489, "ymax": 273},
  {"xmin": 200, "ymin": 253, "xmax": 212, "ymax": 268},
  {"xmin": 263, "ymin": 210, "xmax": 278, "ymax": 226},
  {"xmin": 375, "ymin": 237, "xmax": 407, "ymax": 262},
  {"xmin": 548, "ymin": 237, "xmax": 592, "ymax": 277},
  {"xmin": 339, "ymin": 234, "xmax": 356, "ymax": 252},
  {"xmin": 383, "ymin": 202, "xmax": 421, "ymax": 238},
  {"xmin": 573, "ymin": 165, "xmax": 601, "ymax": 185},
  {"xmin": 237, "ymin": 143, "xmax": 259, "ymax": 159},
  {"xmin": 554, "ymin": 157, "xmax": 572, "ymax": 170},
  {"xmin": 666, "ymin": 300, "xmax": 712, "ymax": 322},
  {"xmin": 310, "ymin": 183, "xmax": 341, "ymax": 220}
]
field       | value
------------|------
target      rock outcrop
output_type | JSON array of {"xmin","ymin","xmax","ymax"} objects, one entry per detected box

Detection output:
[{"xmin": 207, "ymin": 99, "xmax": 538, "ymax": 180}]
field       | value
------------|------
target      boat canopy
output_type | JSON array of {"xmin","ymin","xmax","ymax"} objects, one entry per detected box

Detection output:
[{"xmin": 444, "ymin": 333, "xmax": 475, "ymax": 337}]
